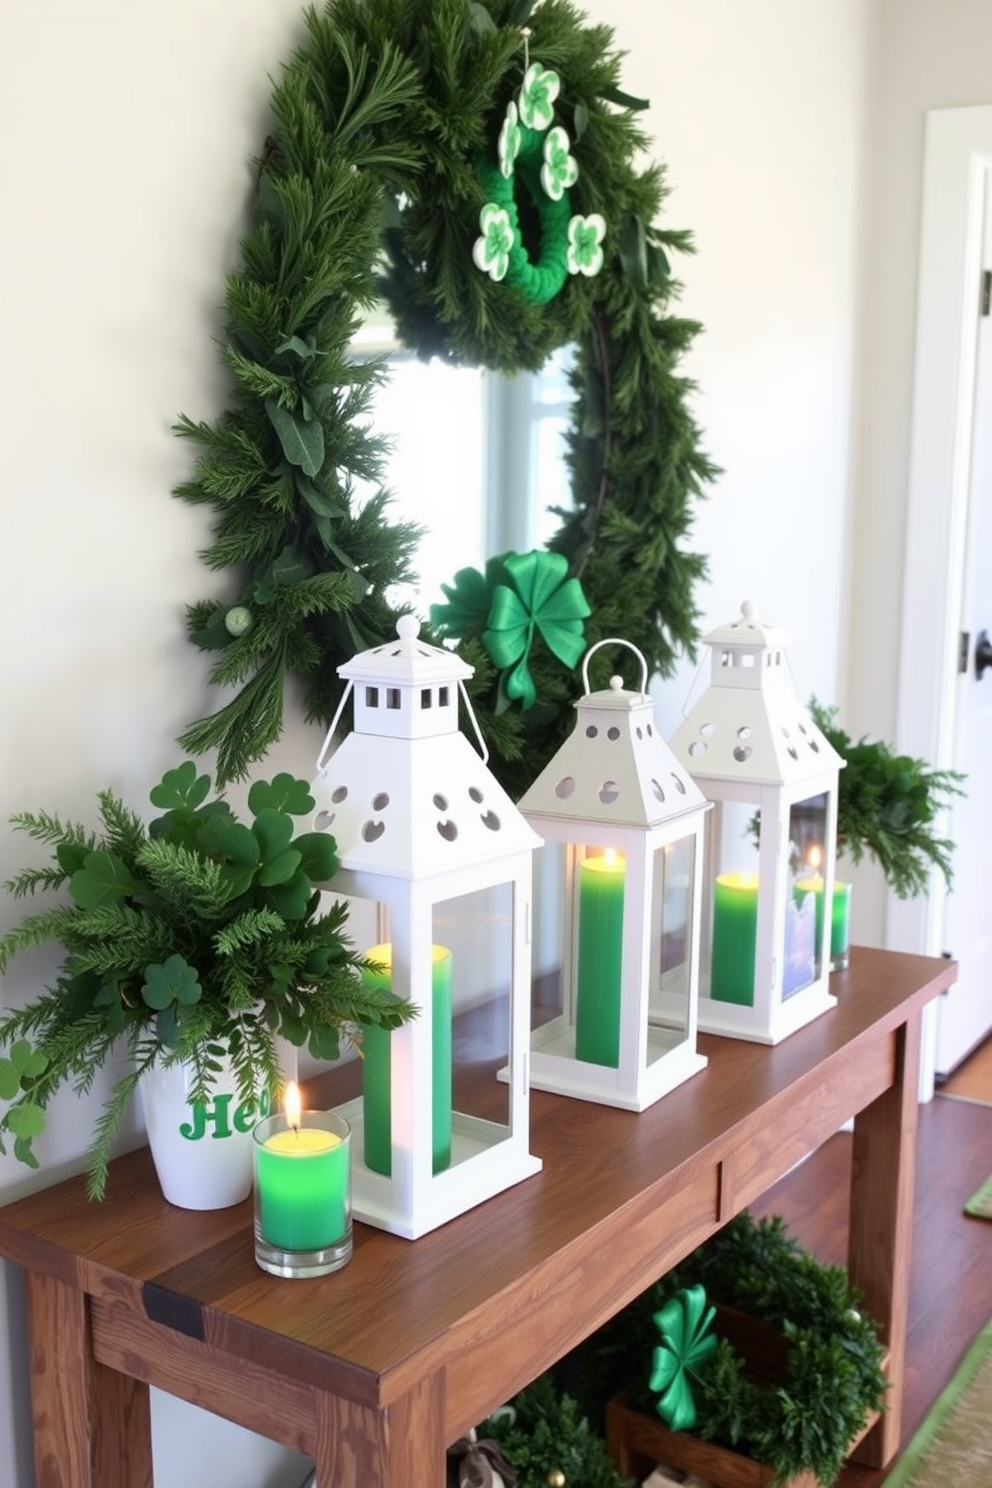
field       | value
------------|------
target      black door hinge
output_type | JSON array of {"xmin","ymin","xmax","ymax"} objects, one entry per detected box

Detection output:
[{"xmin": 982, "ymin": 270, "xmax": 991, "ymax": 316}]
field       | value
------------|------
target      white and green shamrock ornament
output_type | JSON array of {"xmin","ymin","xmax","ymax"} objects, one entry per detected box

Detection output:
[{"xmin": 472, "ymin": 58, "xmax": 606, "ymax": 304}]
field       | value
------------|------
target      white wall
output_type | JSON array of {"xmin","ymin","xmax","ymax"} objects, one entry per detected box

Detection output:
[
  {"xmin": 845, "ymin": 0, "xmax": 992, "ymax": 943},
  {"xmin": 0, "ymin": 1, "xmax": 894, "ymax": 1484},
  {"xmin": 0, "ymin": 5, "xmax": 317, "ymax": 1484}
]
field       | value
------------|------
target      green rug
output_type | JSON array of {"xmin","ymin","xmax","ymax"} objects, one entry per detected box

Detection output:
[{"xmin": 882, "ymin": 1319, "xmax": 992, "ymax": 1487}]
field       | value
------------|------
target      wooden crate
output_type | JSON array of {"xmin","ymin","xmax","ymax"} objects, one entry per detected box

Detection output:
[{"xmin": 604, "ymin": 1306, "xmax": 885, "ymax": 1488}]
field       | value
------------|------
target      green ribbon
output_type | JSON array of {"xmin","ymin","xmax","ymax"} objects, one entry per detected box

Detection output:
[
  {"xmin": 431, "ymin": 550, "xmax": 590, "ymax": 712},
  {"xmin": 649, "ymin": 1285, "xmax": 718, "ymax": 1433},
  {"xmin": 483, "ymin": 551, "xmax": 590, "ymax": 710}
]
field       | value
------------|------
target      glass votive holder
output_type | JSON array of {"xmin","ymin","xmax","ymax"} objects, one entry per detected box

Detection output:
[
  {"xmin": 831, "ymin": 881, "xmax": 852, "ymax": 972},
  {"xmin": 252, "ymin": 1110, "xmax": 352, "ymax": 1278}
]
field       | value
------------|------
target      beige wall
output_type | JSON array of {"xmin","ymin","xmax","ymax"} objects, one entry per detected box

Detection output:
[{"xmin": 0, "ymin": 2, "xmax": 986, "ymax": 1483}]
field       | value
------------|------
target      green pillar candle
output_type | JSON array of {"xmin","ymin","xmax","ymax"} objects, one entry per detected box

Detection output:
[
  {"xmin": 253, "ymin": 1114, "xmax": 349, "ymax": 1252},
  {"xmin": 361, "ymin": 942, "xmax": 452, "ymax": 1177},
  {"xmin": 575, "ymin": 850, "xmax": 625, "ymax": 1067},
  {"xmin": 711, "ymin": 872, "xmax": 759, "ymax": 1005}
]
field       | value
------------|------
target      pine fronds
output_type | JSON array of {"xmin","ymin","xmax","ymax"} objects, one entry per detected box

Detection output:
[{"xmin": 173, "ymin": 0, "xmax": 715, "ymax": 788}]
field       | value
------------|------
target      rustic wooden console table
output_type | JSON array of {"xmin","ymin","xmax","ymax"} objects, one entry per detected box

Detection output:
[{"xmin": 0, "ymin": 947, "xmax": 955, "ymax": 1488}]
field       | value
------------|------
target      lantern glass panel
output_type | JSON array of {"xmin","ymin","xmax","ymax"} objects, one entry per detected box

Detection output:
[
  {"xmin": 648, "ymin": 835, "xmax": 695, "ymax": 1043},
  {"xmin": 784, "ymin": 791, "xmax": 829, "ymax": 998},
  {"xmin": 433, "ymin": 883, "xmax": 512, "ymax": 1137},
  {"xmin": 531, "ymin": 843, "xmax": 568, "ymax": 1031}
]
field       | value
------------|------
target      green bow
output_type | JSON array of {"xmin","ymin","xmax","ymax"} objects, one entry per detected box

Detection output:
[
  {"xmin": 431, "ymin": 551, "xmax": 590, "ymax": 712},
  {"xmin": 649, "ymin": 1285, "xmax": 718, "ymax": 1432},
  {"xmin": 483, "ymin": 551, "xmax": 590, "ymax": 711}
]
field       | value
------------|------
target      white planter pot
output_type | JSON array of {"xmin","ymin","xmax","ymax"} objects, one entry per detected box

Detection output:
[{"xmin": 139, "ymin": 1052, "xmax": 268, "ymax": 1211}]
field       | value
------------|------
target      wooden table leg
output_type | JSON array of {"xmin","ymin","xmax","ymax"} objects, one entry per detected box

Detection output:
[
  {"xmin": 25, "ymin": 1270, "xmax": 153, "ymax": 1488},
  {"xmin": 847, "ymin": 1011, "xmax": 923, "ymax": 1468},
  {"xmin": 314, "ymin": 1371, "xmax": 446, "ymax": 1488}
]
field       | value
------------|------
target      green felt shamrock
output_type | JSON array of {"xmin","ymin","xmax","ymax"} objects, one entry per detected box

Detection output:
[
  {"xmin": 567, "ymin": 213, "xmax": 607, "ymax": 277},
  {"xmin": 483, "ymin": 550, "xmax": 591, "ymax": 711},
  {"xmin": 541, "ymin": 126, "xmax": 579, "ymax": 202},
  {"xmin": 498, "ymin": 99, "xmax": 522, "ymax": 180},
  {"xmin": 649, "ymin": 1284, "xmax": 718, "ymax": 1433},
  {"xmin": 473, "ymin": 203, "xmax": 515, "ymax": 282},
  {"xmin": 518, "ymin": 62, "xmax": 560, "ymax": 131},
  {"xmin": 430, "ymin": 559, "xmax": 504, "ymax": 640}
]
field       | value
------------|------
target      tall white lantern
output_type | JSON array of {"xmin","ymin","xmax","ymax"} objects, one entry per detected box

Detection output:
[
  {"xmin": 311, "ymin": 617, "xmax": 542, "ymax": 1239},
  {"xmin": 517, "ymin": 640, "xmax": 710, "ymax": 1111},
  {"xmin": 667, "ymin": 601, "xmax": 845, "ymax": 1045}
]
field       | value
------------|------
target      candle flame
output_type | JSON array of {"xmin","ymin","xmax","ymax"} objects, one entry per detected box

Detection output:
[
  {"xmin": 604, "ymin": 847, "xmax": 619, "ymax": 869},
  {"xmin": 284, "ymin": 1080, "xmax": 302, "ymax": 1131},
  {"xmin": 807, "ymin": 845, "xmax": 823, "ymax": 872}
]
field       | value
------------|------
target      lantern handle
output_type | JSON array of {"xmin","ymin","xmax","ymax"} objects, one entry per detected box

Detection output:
[
  {"xmin": 315, "ymin": 680, "xmax": 355, "ymax": 774},
  {"xmin": 581, "ymin": 637, "xmax": 649, "ymax": 699},
  {"xmin": 458, "ymin": 679, "xmax": 490, "ymax": 765}
]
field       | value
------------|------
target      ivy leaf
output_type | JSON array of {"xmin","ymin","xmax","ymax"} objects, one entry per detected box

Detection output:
[
  {"xmin": 257, "ymin": 849, "xmax": 302, "ymax": 887},
  {"xmin": 275, "ymin": 333, "xmax": 319, "ymax": 362},
  {"xmin": 141, "ymin": 955, "xmax": 203, "ymax": 1011},
  {"xmin": 264, "ymin": 868, "xmax": 312, "ymax": 921},
  {"xmin": 467, "ymin": 1, "xmax": 497, "ymax": 39},
  {"xmin": 307, "ymin": 1024, "xmax": 341, "ymax": 1062},
  {"xmin": 13, "ymin": 1135, "xmax": 40, "ymax": 1168},
  {"xmin": 0, "ymin": 1059, "xmax": 22, "ymax": 1101},
  {"xmin": 294, "ymin": 831, "xmax": 338, "ymax": 884},
  {"xmin": 600, "ymin": 83, "xmax": 651, "ymax": 111},
  {"xmin": 7, "ymin": 1103, "xmax": 46, "ymax": 1140},
  {"xmin": 265, "ymin": 396, "xmax": 325, "ymax": 476},
  {"xmin": 70, "ymin": 851, "xmax": 136, "ymax": 909},
  {"xmin": 56, "ymin": 841, "xmax": 89, "ymax": 876},
  {"xmin": 248, "ymin": 774, "xmax": 315, "ymax": 816},
  {"xmin": 189, "ymin": 606, "xmax": 234, "ymax": 652},
  {"xmin": 149, "ymin": 761, "xmax": 212, "ymax": 812},
  {"xmin": 8, "ymin": 1040, "xmax": 48, "ymax": 1082},
  {"xmin": 619, "ymin": 213, "xmax": 648, "ymax": 294}
]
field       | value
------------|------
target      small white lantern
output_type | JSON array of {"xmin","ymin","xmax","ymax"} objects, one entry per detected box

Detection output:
[
  {"xmin": 517, "ymin": 640, "xmax": 710, "ymax": 1111},
  {"xmin": 311, "ymin": 616, "xmax": 542, "ymax": 1239},
  {"xmin": 667, "ymin": 601, "xmax": 845, "ymax": 1044}
]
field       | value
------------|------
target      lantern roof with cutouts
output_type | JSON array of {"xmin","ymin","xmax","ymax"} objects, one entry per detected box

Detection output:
[
  {"xmin": 313, "ymin": 617, "xmax": 539, "ymax": 879},
  {"xmin": 669, "ymin": 601, "xmax": 844, "ymax": 788},
  {"xmin": 518, "ymin": 647, "xmax": 708, "ymax": 830}
]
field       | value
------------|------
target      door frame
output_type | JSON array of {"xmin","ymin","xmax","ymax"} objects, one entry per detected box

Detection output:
[{"xmin": 893, "ymin": 106, "xmax": 992, "ymax": 962}]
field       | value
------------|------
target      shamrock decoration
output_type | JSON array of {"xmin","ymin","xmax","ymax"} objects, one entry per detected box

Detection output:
[
  {"xmin": 499, "ymin": 99, "xmax": 522, "ymax": 179},
  {"xmin": 473, "ymin": 202, "xmax": 515, "ymax": 282},
  {"xmin": 431, "ymin": 550, "xmax": 591, "ymax": 712},
  {"xmin": 541, "ymin": 126, "xmax": 578, "ymax": 202},
  {"xmin": 649, "ymin": 1285, "xmax": 718, "ymax": 1433},
  {"xmin": 567, "ymin": 213, "xmax": 607, "ymax": 277},
  {"xmin": 484, "ymin": 551, "xmax": 591, "ymax": 711},
  {"xmin": 518, "ymin": 62, "xmax": 560, "ymax": 130}
]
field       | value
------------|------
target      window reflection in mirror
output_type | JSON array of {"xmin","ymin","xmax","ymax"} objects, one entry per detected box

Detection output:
[{"xmin": 353, "ymin": 329, "xmax": 574, "ymax": 611}]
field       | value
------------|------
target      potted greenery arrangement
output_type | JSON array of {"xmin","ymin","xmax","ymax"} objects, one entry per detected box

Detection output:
[
  {"xmin": 577, "ymin": 1211, "xmax": 889, "ymax": 1488},
  {"xmin": 810, "ymin": 701, "xmax": 965, "ymax": 900},
  {"xmin": 0, "ymin": 760, "xmax": 412, "ymax": 1204}
]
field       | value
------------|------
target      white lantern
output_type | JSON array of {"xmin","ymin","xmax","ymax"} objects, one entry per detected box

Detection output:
[
  {"xmin": 517, "ymin": 640, "xmax": 710, "ymax": 1111},
  {"xmin": 667, "ymin": 601, "xmax": 845, "ymax": 1044},
  {"xmin": 310, "ymin": 616, "xmax": 542, "ymax": 1239}
]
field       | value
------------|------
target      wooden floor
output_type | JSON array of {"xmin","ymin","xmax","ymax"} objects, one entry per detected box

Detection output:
[{"xmin": 750, "ymin": 1067, "xmax": 992, "ymax": 1487}]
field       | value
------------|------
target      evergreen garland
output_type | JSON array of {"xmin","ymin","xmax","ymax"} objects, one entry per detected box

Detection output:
[
  {"xmin": 175, "ymin": 0, "xmax": 716, "ymax": 787},
  {"xmin": 572, "ymin": 1212, "xmax": 888, "ymax": 1488}
]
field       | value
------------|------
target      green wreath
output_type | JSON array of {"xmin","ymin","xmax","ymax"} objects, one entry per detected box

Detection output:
[{"xmin": 175, "ymin": 0, "xmax": 717, "ymax": 793}]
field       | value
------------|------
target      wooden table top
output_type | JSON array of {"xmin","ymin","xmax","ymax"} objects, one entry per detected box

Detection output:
[{"xmin": 0, "ymin": 946, "xmax": 954, "ymax": 1435}]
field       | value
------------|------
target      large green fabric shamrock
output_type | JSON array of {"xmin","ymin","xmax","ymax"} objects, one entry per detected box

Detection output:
[
  {"xmin": 483, "ymin": 550, "xmax": 591, "ymax": 711},
  {"xmin": 649, "ymin": 1285, "xmax": 718, "ymax": 1432}
]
